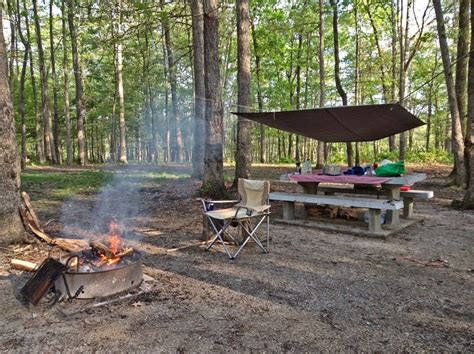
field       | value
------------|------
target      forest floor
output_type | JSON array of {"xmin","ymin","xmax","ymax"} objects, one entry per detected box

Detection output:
[{"xmin": 0, "ymin": 164, "xmax": 473, "ymax": 351}]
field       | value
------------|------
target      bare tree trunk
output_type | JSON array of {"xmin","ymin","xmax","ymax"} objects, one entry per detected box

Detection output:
[
  {"xmin": 316, "ymin": 0, "xmax": 325, "ymax": 169},
  {"xmin": 15, "ymin": 0, "xmax": 28, "ymax": 169},
  {"xmin": 61, "ymin": 0, "xmax": 72, "ymax": 166},
  {"xmin": 50, "ymin": 0, "xmax": 61, "ymax": 163},
  {"xmin": 203, "ymin": 0, "xmax": 225, "ymax": 197},
  {"xmin": 388, "ymin": 0, "xmax": 397, "ymax": 151},
  {"xmin": 0, "ymin": 10, "xmax": 25, "ymax": 244},
  {"xmin": 234, "ymin": 0, "xmax": 252, "ymax": 183},
  {"xmin": 251, "ymin": 19, "xmax": 265, "ymax": 163},
  {"xmin": 191, "ymin": 0, "xmax": 205, "ymax": 178},
  {"xmin": 67, "ymin": 0, "xmax": 87, "ymax": 165},
  {"xmin": 32, "ymin": 0, "xmax": 57, "ymax": 164},
  {"xmin": 162, "ymin": 1, "xmax": 184, "ymax": 163},
  {"xmin": 113, "ymin": 0, "xmax": 127, "ymax": 164},
  {"xmin": 330, "ymin": 0, "xmax": 352, "ymax": 167},
  {"xmin": 398, "ymin": 0, "xmax": 408, "ymax": 161},
  {"xmin": 462, "ymin": 0, "xmax": 474, "ymax": 207},
  {"xmin": 455, "ymin": 0, "xmax": 469, "ymax": 135},
  {"xmin": 433, "ymin": 0, "xmax": 465, "ymax": 186},
  {"xmin": 22, "ymin": 0, "xmax": 44, "ymax": 163}
]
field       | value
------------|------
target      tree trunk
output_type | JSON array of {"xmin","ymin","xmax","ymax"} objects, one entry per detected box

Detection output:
[
  {"xmin": 389, "ymin": 0, "xmax": 397, "ymax": 151},
  {"xmin": 203, "ymin": 0, "xmax": 225, "ymax": 197},
  {"xmin": 32, "ymin": 0, "xmax": 57, "ymax": 164},
  {"xmin": 330, "ymin": 0, "xmax": 352, "ymax": 167},
  {"xmin": 462, "ymin": 0, "xmax": 474, "ymax": 207},
  {"xmin": 22, "ymin": 0, "xmax": 44, "ymax": 163},
  {"xmin": 433, "ymin": 0, "xmax": 466, "ymax": 186},
  {"xmin": 0, "ymin": 10, "xmax": 25, "ymax": 244},
  {"xmin": 316, "ymin": 0, "xmax": 325, "ymax": 169},
  {"xmin": 234, "ymin": 0, "xmax": 252, "ymax": 184},
  {"xmin": 251, "ymin": 19, "xmax": 265, "ymax": 163},
  {"xmin": 61, "ymin": 0, "xmax": 72, "ymax": 166},
  {"xmin": 191, "ymin": 0, "xmax": 205, "ymax": 178},
  {"xmin": 50, "ymin": 0, "xmax": 61, "ymax": 163},
  {"xmin": 162, "ymin": 1, "xmax": 184, "ymax": 163},
  {"xmin": 455, "ymin": 0, "xmax": 469, "ymax": 136},
  {"xmin": 67, "ymin": 0, "xmax": 87, "ymax": 165}
]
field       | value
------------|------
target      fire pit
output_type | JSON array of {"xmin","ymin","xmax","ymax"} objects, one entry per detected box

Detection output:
[{"xmin": 54, "ymin": 218, "xmax": 143, "ymax": 300}]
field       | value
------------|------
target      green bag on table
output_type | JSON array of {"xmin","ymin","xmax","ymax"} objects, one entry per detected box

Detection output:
[{"xmin": 375, "ymin": 161, "xmax": 406, "ymax": 177}]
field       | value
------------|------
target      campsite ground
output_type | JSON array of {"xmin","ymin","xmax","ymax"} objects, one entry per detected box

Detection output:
[{"xmin": 0, "ymin": 164, "xmax": 472, "ymax": 351}]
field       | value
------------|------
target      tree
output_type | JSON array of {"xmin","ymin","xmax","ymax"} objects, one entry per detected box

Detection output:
[
  {"xmin": 316, "ymin": 0, "xmax": 325, "ymax": 169},
  {"xmin": 115, "ymin": 0, "xmax": 127, "ymax": 163},
  {"xmin": 0, "ymin": 8, "xmax": 25, "ymax": 244},
  {"xmin": 433, "ymin": 0, "xmax": 465, "ymax": 186},
  {"xmin": 462, "ymin": 0, "xmax": 474, "ymax": 208},
  {"xmin": 32, "ymin": 0, "xmax": 57, "ymax": 164},
  {"xmin": 330, "ymin": 0, "xmax": 352, "ymax": 167},
  {"xmin": 203, "ymin": 0, "xmax": 226, "ymax": 197},
  {"xmin": 61, "ymin": 0, "xmax": 72, "ymax": 166},
  {"xmin": 234, "ymin": 0, "xmax": 252, "ymax": 183},
  {"xmin": 49, "ymin": 0, "xmax": 60, "ymax": 162},
  {"xmin": 191, "ymin": 0, "xmax": 205, "ymax": 179},
  {"xmin": 67, "ymin": 0, "xmax": 87, "ymax": 165}
]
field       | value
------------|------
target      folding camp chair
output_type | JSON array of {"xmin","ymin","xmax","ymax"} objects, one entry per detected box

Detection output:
[{"xmin": 200, "ymin": 179, "xmax": 271, "ymax": 260}]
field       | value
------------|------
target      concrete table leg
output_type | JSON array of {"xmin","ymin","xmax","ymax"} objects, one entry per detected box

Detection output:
[
  {"xmin": 299, "ymin": 182, "xmax": 319, "ymax": 219},
  {"xmin": 282, "ymin": 201, "xmax": 295, "ymax": 220},
  {"xmin": 403, "ymin": 197, "xmax": 414, "ymax": 218},
  {"xmin": 368, "ymin": 208, "xmax": 382, "ymax": 233},
  {"xmin": 382, "ymin": 185, "xmax": 400, "ymax": 228}
]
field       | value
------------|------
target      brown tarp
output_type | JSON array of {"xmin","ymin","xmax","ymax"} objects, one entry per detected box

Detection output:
[{"xmin": 232, "ymin": 103, "xmax": 425, "ymax": 142}]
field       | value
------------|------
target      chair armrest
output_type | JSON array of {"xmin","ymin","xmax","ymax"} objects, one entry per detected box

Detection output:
[
  {"xmin": 196, "ymin": 198, "xmax": 240, "ymax": 212},
  {"xmin": 234, "ymin": 204, "xmax": 271, "ymax": 217}
]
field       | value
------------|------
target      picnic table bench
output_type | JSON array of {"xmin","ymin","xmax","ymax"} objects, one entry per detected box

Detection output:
[
  {"xmin": 317, "ymin": 185, "xmax": 434, "ymax": 218},
  {"xmin": 269, "ymin": 192, "xmax": 403, "ymax": 234}
]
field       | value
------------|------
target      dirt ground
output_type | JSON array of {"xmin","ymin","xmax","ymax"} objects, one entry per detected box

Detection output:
[{"xmin": 0, "ymin": 164, "xmax": 473, "ymax": 351}]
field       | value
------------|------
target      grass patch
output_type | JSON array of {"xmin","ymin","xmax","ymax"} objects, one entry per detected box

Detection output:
[
  {"xmin": 21, "ymin": 170, "xmax": 114, "ymax": 201},
  {"xmin": 21, "ymin": 168, "xmax": 191, "ymax": 202}
]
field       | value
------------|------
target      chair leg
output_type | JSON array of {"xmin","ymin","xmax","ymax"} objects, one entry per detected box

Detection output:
[
  {"xmin": 206, "ymin": 220, "xmax": 234, "ymax": 259},
  {"xmin": 233, "ymin": 216, "xmax": 268, "ymax": 259}
]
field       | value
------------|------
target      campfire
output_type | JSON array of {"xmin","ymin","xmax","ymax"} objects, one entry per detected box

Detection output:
[
  {"xmin": 70, "ymin": 218, "xmax": 136, "ymax": 272},
  {"xmin": 18, "ymin": 213, "xmax": 143, "ymax": 303}
]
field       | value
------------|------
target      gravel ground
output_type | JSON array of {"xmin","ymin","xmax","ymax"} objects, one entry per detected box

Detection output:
[{"xmin": 0, "ymin": 165, "xmax": 472, "ymax": 351}]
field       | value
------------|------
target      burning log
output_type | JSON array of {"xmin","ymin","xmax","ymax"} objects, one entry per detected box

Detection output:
[
  {"xmin": 89, "ymin": 240, "xmax": 134, "ymax": 259},
  {"xmin": 89, "ymin": 240, "xmax": 115, "ymax": 259},
  {"xmin": 11, "ymin": 259, "xmax": 39, "ymax": 272}
]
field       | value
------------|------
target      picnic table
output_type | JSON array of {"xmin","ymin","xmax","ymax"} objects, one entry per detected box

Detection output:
[{"xmin": 280, "ymin": 172, "xmax": 427, "ymax": 228}]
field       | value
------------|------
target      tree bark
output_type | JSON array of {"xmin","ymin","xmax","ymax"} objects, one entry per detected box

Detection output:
[
  {"xmin": 67, "ymin": 0, "xmax": 87, "ymax": 165},
  {"xmin": 61, "ymin": 0, "xmax": 72, "ymax": 166},
  {"xmin": 462, "ymin": 0, "xmax": 474, "ymax": 207},
  {"xmin": 50, "ymin": 0, "xmax": 61, "ymax": 163},
  {"xmin": 32, "ymin": 0, "xmax": 57, "ymax": 164},
  {"xmin": 455, "ymin": 0, "xmax": 469, "ymax": 136},
  {"xmin": 162, "ymin": 0, "xmax": 184, "ymax": 163},
  {"xmin": 22, "ymin": 0, "xmax": 44, "ymax": 163},
  {"xmin": 330, "ymin": 0, "xmax": 352, "ymax": 167},
  {"xmin": 433, "ymin": 0, "xmax": 466, "ymax": 186},
  {"xmin": 316, "ymin": 0, "xmax": 325, "ymax": 169},
  {"xmin": 15, "ymin": 0, "xmax": 28, "ymax": 169},
  {"xmin": 0, "ymin": 10, "xmax": 25, "ymax": 244},
  {"xmin": 203, "ymin": 0, "xmax": 225, "ymax": 197},
  {"xmin": 250, "ymin": 19, "xmax": 265, "ymax": 163},
  {"xmin": 115, "ymin": 0, "xmax": 127, "ymax": 164},
  {"xmin": 234, "ymin": 0, "xmax": 252, "ymax": 184},
  {"xmin": 191, "ymin": 0, "xmax": 205, "ymax": 179}
]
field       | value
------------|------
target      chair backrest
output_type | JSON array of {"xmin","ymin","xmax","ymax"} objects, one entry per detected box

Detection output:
[{"xmin": 238, "ymin": 178, "xmax": 270, "ymax": 208}]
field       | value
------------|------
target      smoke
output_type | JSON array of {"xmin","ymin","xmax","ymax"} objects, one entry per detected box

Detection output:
[{"xmin": 59, "ymin": 166, "xmax": 146, "ymax": 242}]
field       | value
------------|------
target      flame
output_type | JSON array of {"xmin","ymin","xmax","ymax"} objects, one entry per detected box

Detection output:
[
  {"xmin": 108, "ymin": 218, "xmax": 123, "ymax": 255},
  {"xmin": 95, "ymin": 218, "xmax": 124, "ymax": 268}
]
